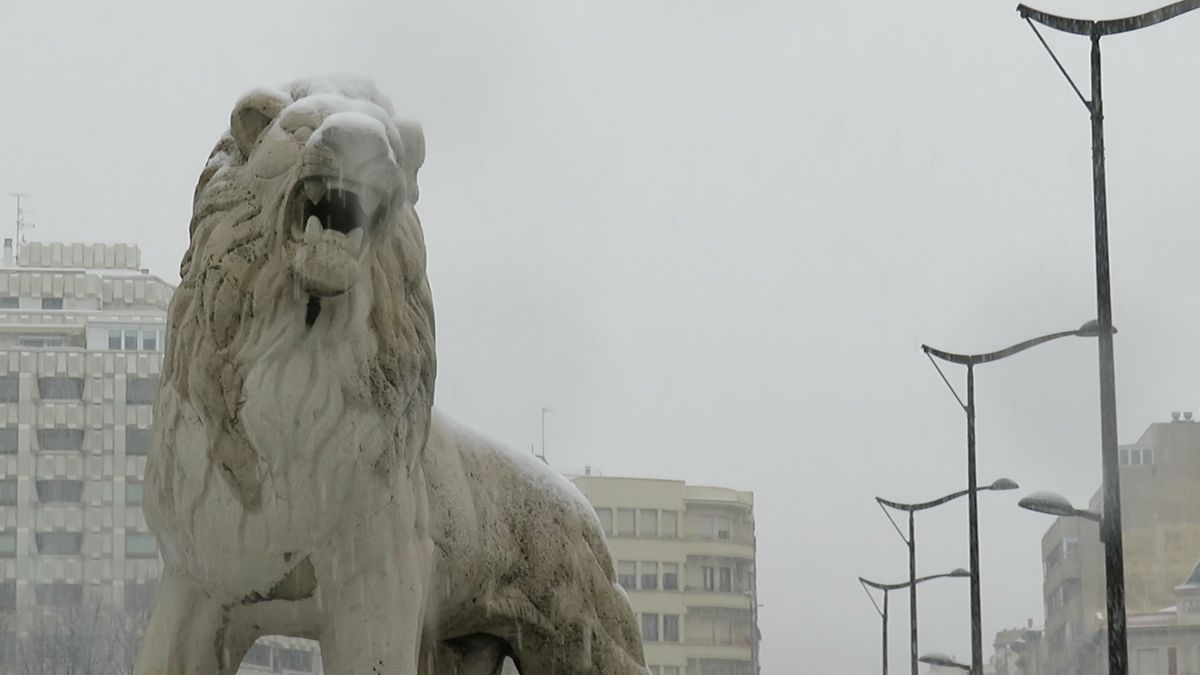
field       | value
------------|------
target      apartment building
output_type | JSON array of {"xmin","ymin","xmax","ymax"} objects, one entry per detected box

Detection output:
[
  {"xmin": 571, "ymin": 474, "xmax": 760, "ymax": 675},
  {"xmin": 0, "ymin": 241, "xmax": 171, "ymax": 668},
  {"xmin": 1037, "ymin": 413, "xmax": 1200, "ymax": 675}
]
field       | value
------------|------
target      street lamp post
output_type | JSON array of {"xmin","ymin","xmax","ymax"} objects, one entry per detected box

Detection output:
[
  {"xmin": 877, "ymin": 478, "xmax": 1019, "ymax": 675},
  {"xmin": 923, "ymin": 321, "xmax": 1104, "ymax": 674},
  {"xmin": 860, "ymin": 569, "xmax": 971, "ymax": 675},
  {"xmin": 1012, "ymin": 4, "xmax": 1200, "ymax": 674}
]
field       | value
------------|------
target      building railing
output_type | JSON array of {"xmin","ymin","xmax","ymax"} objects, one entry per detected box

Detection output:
[{"xmin": 1127, "ymin": 612, "xmax": 1176, "ymax": 627}]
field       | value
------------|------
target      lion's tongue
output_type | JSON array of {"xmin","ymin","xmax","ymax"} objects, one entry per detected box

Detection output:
[
  {"xmin": 295, "ymin": 215, "xmax": 362, "ymax": 297},
  {"xmin": 304, "ymin": 215, "xmax": 363, "ymax": 255}
]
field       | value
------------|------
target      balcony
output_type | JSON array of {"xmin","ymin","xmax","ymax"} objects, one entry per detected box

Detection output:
[{"xmin": 679, "ymin": 641, "xmax": 753, "ymax": 662}]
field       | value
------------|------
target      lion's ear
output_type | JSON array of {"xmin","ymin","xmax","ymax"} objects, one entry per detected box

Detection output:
[
  {"xmin": 230, "ymin": 88, "xmax": 290, "ymax": 158},
  {"xmin": 396, "ymin": 122, "xmax": 425, "ymax": 204}
]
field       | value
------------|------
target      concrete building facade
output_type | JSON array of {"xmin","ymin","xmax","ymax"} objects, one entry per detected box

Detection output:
[
  {"xmin": 1036, "ymin": 414, "xmax": 1200, "ymax": 675},
  {"xmin": 0, "ymin": 241, "xmax": 171, "ymax": 667},
  {"xmin": 571, "ymin": 474, "xmax": 760, "ymax": 675}
]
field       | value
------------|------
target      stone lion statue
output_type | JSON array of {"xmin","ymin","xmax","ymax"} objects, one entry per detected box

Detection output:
[{"xmin": 135, "ymin": 77, "xmax": 648, "ymax": 675}]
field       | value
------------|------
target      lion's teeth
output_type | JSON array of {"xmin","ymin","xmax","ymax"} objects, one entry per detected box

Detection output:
[
  {"xmin": 303, "ymin": 179, "xmax": 327, "ymax": 204},
  {"xmin": 359, "ymin": 190, "xmax": 382, "ymax": 216},
  {"xmin": 304, "ymin": 215, "xmax": 322, "ymax": 243},
  {"xmin": 346, "ymin": 228, "xmax": 364, "ymax": 253}
]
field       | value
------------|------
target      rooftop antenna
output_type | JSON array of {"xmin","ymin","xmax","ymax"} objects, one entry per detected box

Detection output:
[
  {"xmin": 539, "ymin": 406, "xmax": 555, "ymax": 465},
  {"xmin": 8, "ymin": 193, "xmax": 34, "ymax": 255}
]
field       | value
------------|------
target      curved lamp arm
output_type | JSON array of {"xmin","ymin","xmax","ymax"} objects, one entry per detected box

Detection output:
[
  {"xmin": 878, "ymin": 478, "xmax": 1018, "ymax": 513},
  {"xmin": 860, "ymin": 568, "xmax": 970, "ymax": 592},
  {"xmin": 1018, "ymin": 0, "xmax": 1200, "ymax": 37}
]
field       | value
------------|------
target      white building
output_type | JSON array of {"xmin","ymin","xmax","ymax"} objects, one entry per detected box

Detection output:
[
  {"xmin": 0, "ymin": 240, "xmax": 171, "ymax": 667},
  {"xmin": 571, "ymin": 474, "xmax": 760, "ymax": 675}
]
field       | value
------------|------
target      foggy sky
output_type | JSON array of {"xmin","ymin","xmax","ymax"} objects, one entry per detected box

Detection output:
[{"xmin": 3, "ymin": 1, "xmax": 1200, "ymax": 671}]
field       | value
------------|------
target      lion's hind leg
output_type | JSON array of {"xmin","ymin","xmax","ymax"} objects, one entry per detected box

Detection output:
[{"xmin": 483, "ymin": 577, "xmax": 649, "ymax": 675}]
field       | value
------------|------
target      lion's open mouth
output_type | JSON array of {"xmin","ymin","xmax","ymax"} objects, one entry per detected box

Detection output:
[
  {"xmin": 289, "ymin": 177, "xmax": 389, "ymax": 299},
  {"xmin": 294, "ymin": 178, "xmax": 387, "ymax": 251}
]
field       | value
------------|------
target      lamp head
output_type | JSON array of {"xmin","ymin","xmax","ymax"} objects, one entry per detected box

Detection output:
[
  {"xmin": 1018, "ymin": 491, "xmax": 1078, "ymax": 517},
  {"xmin": 919, "ymin": 653, "xmax": 970, "ymax": 670},
  {"xmin": 989, "ymin": 478, "xmax": 1019, "ymax": 491},
  {"xmin": 1076, "ymin": 319, "xmax": 1117, "ymax": 337}
]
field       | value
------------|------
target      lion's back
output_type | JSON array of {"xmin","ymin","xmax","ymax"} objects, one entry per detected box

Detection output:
[{"xmin": 424, "ymin": 413, "xmax": 646, "ymax": 668}]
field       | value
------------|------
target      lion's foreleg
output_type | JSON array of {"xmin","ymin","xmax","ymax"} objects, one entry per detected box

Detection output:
[
  {"xmin": 132, "ymin": 573, "xmax": 252, "ymax": 675},
  {"xmin": 315, "ymin": 486, "xmax": 433, "ymax": 675}
]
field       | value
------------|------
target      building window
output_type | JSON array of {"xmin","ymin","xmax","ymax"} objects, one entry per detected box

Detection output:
[
  {"xmin": 663, "ymin": 563, "xmax": 679, "ymax": 590},
  {"xmin": 126, "ymin": 377, "xmax": 159, "ymax": 405},
  {"xmin": 719, "ymin": 567, "xmax": 733, "ymax": 592},
  {"xmin": 639, "ymin": 509, "xmax": 658, "ymax": 537},
  {"xmin": 124, "ymin": 582, "xmax": 156, "ymax": 613},
  {"xmin": 703, "ymin": 566, "xmax": 716, "ymax": 591},
  {"xmin": 125, "ymin": 533, "xmax": 158, "ymax": 558},
  {"xmin": 617, "ymin": 508, "xmax": 635, "ymax": 536},
  {"xmin": 1120, "ymin": 448, "xmax": 1154, "ymax": 466},
  {"xmin": 106, "ymin": 326, "xmax": 165, "ymax": 352},
  {"xmin": 661, "ymin": 510, "xmax": 678, "ymax": 538},
  {"xmin": 126, "ymin": 481, "xmax": 144, "ymax": 505},
  {"xmin": 35, "ymin": 532, "xmax": 82, "ymax": 555},
  {"xmin": 17, "ymin": 336, "xmax": 64, "ymax": 348},
  {"xmin": 663, "ymin": 614, "xmax": 680, "ymax": 642},
  {"xmin": 641, "ymin": 562, "xmax": 658, "ymax": 590},
  {"xmin": 126, "ymin": 428, "xmax": 153, "ymax": 455},
  {"xmin": 1183, "ymin": 598, "xmax": 1200, "ymax": 613},
  {"xmin": 0, "ymin": 480, "xmax": 15, "ymax": 505},
  {"xmin": 38, "ymin": 376, "xmax": 83, "ymax": 399},
  {"xmin": 618, "ymin": 561, "xmax": 637, "ymax": 590},
  {"xmin": 0, "ymin": 376, "xmax": 18, "ymax": 403},
  {"xmin": 716, "ymin": 516, "xmax": 732, "ymax": 541},
  {"xmin": 0, "ymin": 428, "xmax": 16, "ymax": 454},
  {"xmin": 640, "ymin": 613, "xmax": 659, "ymax": 642},
  {"xmin": 34, "ymin": 583, "xmax": 82, "ymax": 607},
  {"xmin": 663, "ymin": 667, "xmax": 680, "ymax": 675},
  {"xmin": 0, "ymin": 428, "xmax": 15, "ymax": 454},
  {"xmin": 243, "ymin": 644, "xmax": 272, "ymax": 668},
  {"xmin": 595, "ymin": 507, "xmax": 613, "ymax": 536},
  {"xmin": 0, "ymin": 633, "xmax": 10, "ymax": 666},
  {"xmin": 0, "ymin": 531, "xmax": 15, "ymax": 558},
  {"xmin": 0, "ymin": 298, "xmax": 17, "ymax": 309},
  {"xmin": 40, "ymin": 298, "xmax": 63, "ymax": 310},
  {"xmin": 37, "ymin": 428, "xmax": 84, "ymax": 451},
  {"xmin": 276, "ymin": 647, "xmax": 314, "ymax": 672},
  {"xmin": 35, "ymin": 479, "xmax": 83, "ymax": 503},
  {"xmin": 0, "ymin": 582, "xmax": 13, "ymax": 611}
]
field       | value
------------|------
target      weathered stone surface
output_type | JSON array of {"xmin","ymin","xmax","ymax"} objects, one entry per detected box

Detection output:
[{"xmin": 133, "ymin": 77, "xmax": 648, "ymax": 675}]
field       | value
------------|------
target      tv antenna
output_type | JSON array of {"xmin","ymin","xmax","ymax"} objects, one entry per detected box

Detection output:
[{"xmin": 8, "ymin": 193, "xmax": 34, "ymax": 255}]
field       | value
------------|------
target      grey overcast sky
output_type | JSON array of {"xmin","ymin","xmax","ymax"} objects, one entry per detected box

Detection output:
[{"xmin": 3, "ymin": 0, "xmax": 1200, "ymax": 671}]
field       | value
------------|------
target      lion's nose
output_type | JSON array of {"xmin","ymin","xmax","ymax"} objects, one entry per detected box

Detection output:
[{"xmin": 310, "ymin": 112, "xmax": 393, "ymax": 169}]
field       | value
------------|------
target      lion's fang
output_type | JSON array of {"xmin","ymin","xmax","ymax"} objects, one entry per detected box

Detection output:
[
  {"xmin": 359, "ymin": 190, "xmax": 382, "ymax": 216},
  {"xmin": 304, "ymin": 216, "xmax": 322, "ymax": 243},
  {"xmin": 347, "ymin": 228, "xmax": 364, "ymax": 253},
  {"xmin": 303, "ymin": 179, "xmax": 327, "ymax": 204}
]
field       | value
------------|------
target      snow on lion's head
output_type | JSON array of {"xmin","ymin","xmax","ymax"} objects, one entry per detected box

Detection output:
[{"xmin": 160, "ymin": 77, "xmax": 435, "ymax": 511}]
